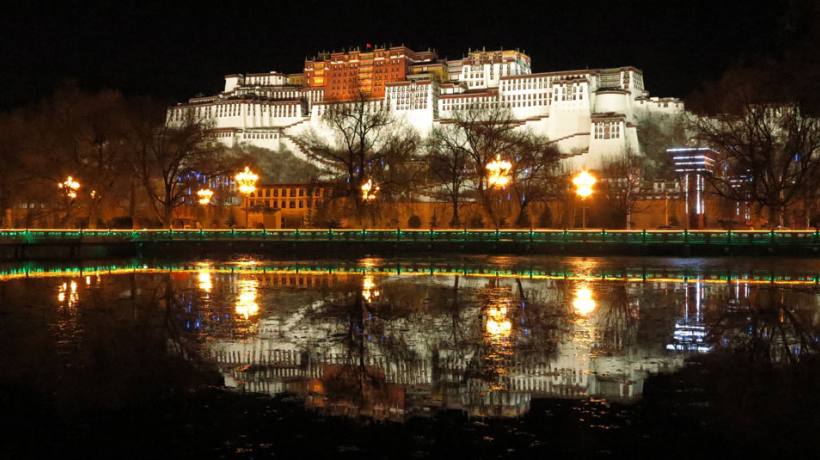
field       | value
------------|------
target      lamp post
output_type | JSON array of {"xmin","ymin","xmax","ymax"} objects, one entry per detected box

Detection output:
[
  {"xmin": 361, "ymin": 178, "xmax": 379, "ymax": 202},
  {"xmin": 486, "ymin": 154, "xmax": 512, "ymax": 189},
  {"xmin": 59, "ymin": 176, "xmax": 81, "ymax": 199},
  {"xmin": 58, "ymin": 176, "xmax": 81, "ymax": 227},
  {"xmin": 572, "ymin": 170, "xmax": 596, "ymax": 229},
  {"xmin": 486, "ymin": 155, "xmax": 512, "ymax": 226},
  {"xmin": 197, "ymin": 188, "xmax": 214, "ymax": 228},
  {"xmin": 196, "ymin": 188, "xmax": 214, "ymax": 205},
  {"xmin": 235, "ymin": 167, "xmax": 258, "ymax": 228}
]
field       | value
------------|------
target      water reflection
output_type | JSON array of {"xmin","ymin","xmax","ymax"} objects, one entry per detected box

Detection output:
[
  {"xmin": 57, "ymin": 280, "xmax": 79, "ymax": 307},
  {"xmin": 572, "ymin": 285, "xmax": 596, "ymax": 317},
  {"xmin": 197, "ymin": 265, "xmax": 212, "ymax": 293},
  {"xmin": 3, "ymin": 258, "xmax": 820, "ymax": 422},
  {"xmin": 234, "ymin": 279, "xmax": 259, "ymax": 320}
]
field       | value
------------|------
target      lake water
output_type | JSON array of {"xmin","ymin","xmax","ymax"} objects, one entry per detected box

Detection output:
[{"xmin": 2, "ymin": 256, "xmax": 819, "ymax": 458}]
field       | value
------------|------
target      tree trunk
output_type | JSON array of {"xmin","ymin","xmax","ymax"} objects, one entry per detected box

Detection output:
[
  {"xmin": 449, "ymin": 196, "xmax": 460, "ymax": 227},
  {"xmin": 129, "ymin": 181, "xmax": 137, "ymax": 229},
  {"xmin": 88, "ymin": 203, "xmax": 99, "ymax": 229},
  {"xmin": 164, "ymin": 201, "xmax": 173, "ymax": 229},
  {"xmin": 515, "ymin": 203, "xmax": 530, "ymax": 228}
]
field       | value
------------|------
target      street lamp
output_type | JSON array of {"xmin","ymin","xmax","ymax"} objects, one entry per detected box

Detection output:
[
  {"xmin": 58, "ymin": 176, "xmax": 81, "ymax": 199},
  {"xmin": 235, "ymin": 166, "xmax": 258, "ymax": 228},
  {"xmin": 196, "ymin": 188, "xmax": 214, "ymax": 205},
  {"xmin": 58, "ymin": 176, "xmax": 81, "ymax": 228},
  {"xmin": 486, "ymin": 154, "xmax": 512, "ymax": 189},
  {"xmin": 361, "ymin": 178, "xmax": 379, "ymax": 202},
  {"xmin": 572, "ymin": 170, "xmax": 596, "ymax": 229}
]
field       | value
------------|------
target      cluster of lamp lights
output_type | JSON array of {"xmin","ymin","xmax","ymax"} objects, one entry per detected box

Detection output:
[
  {"xmin": 484, "ymin": 155, "xmax": 595, "ymax": 198},
  {"xmin": 58, "ymin": 176, "xmax": 81, "ymax": 199},
  {"xmin": 487, "ymin": 154, "xmax": 513, "ymax": 189},
  {"xmin": 361, "ymin": 178, "xmax": 379, "ymax": 202},
  {"xmin": 196, "ymin": 188, "xmax": 214, "ymax": 206},
  {"xmin": 572, "ymin": 170, "xmax": 597, "ymax": 229}
]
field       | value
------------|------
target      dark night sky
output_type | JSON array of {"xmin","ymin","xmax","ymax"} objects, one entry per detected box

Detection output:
[{"xmin": 1, "ymin": 0, "xmax": 794, "ymax": 109}]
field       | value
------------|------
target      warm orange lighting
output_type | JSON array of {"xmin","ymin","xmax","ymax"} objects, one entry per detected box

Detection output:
[
  {"xmin": 362, "ymin": 275, "xmax": 379, "ymax": 303},
  {"xmin": 57, "ymin": 280, "xmax": 79, "ymax": 307},
  {"xmin": 235, "ymin": 167, "xmax": 258, "ymax": 195},
  {"xmin": 197, "ymin": 188, "xmax": 214, "ymax": 205},
  {"xmin": 572, "ymin": 170, "xmax": 596, "ymax": 199},
  {"xmin": 361, "ymin": 178, "xmax": 379, "ymax": 201},
  {"xmin": 235, "ymin": 278, "xmax": 259, "ymax": 319},
  {"xmin": 486, "ymin": 154, "xmax": 512, "ymax": 189},
  {"xmin": 485, "ymin": 304, "xmax": 512, "ymax": 337},
  {"xmin": 58, "ymin": 176, "xmax": 81, "ymax": 199},
  {"xmin": 573, "ymin": 285, "xmax": 597, "ymax": 316},
  {"xmin": 197, "ymin": 269, "xmax": 213, "ymax": 293}
]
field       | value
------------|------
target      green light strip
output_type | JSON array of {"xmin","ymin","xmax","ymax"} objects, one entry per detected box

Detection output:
[
  {"xmin": 1, "ymin": 261, "xmax": 818, "ymax": 285},
  {"xmin": 1, "ymin": 228, "xmax": 819, "ymax": 246}
]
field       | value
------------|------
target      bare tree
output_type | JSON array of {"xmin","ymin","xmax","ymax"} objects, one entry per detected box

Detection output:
[
  {"xmin": 128, "ymin": 99, "xmax": 226, "ymax": 228},
  {"xmin": 636, "ymin": 113, "xmax": 688, "ymax": 180},
  {"xmin": 600, "ymin": 150, "xmax": 645, "ymax": 229},
  {"xmin": 299, "ymin": 93, "xmax": 420, "ymax": 212},
  {"xmin": 433, "ymin": 105, "xmax": 533, "ymax": 226},
  {"xmin": 426, "ymin": 124, "xmax": 471, "ymax": 226},
  {"xmin": 509, "ymin": 135, "xmax": 562, "ymax": 227},
  {"xmin": 0, "ymin": 112, "xmax": 25, "ymax": 227},
  {"xmin": 690, "ymin": 68, "xmax": 820, "ymax": 227}
]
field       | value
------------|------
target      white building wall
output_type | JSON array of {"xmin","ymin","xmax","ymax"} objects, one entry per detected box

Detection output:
[{"xmin": 170, "ymin": 65, "xmax": 684, "ymax": 170}]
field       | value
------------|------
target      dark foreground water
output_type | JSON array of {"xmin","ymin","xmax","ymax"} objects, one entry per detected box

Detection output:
[{"xmin": 2, "ymin": 256, "xmax": 820, "ymax": 459}]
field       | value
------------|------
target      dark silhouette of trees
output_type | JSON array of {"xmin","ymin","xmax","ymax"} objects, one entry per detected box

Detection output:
[
  {"xmin": 299, "ymin": 93, "xmax": 421, "ymax": 212},
  {"xmin": 127, "ymin": 98, "xmax": 243, "ymax": 228},
  {"xmin": 427, "ymin": 105, "xmax": 559, "ymax": 227},
  {"xmin": 509, "ymin": 136, "xmax": 562, "ymax": 227},
  {"xmin": 689, "ymin": 69, "xmax": 820, "ymax": 227},
  {"xmin": 426, "ymin": 125, "xmax": 471, "ymax": 226},
  {"xmin": 600, "ymin": 150, "xmax": 646, "ymax": 229}
]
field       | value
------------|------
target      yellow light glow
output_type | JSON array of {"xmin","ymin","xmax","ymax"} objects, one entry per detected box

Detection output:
[
  {"xmin": 572, "ymin": 170, "xmax": 596, "ymax": 199},
  {"xmin": 198, "ymin": 269, "xmax": 212, "ymax": 293},
  {"xmin": 57, "ymin": 280, "xmax": 79, "ymax": 306},
  {"xmin": 485, "ymin": 305, "xmax": 512, "ymax": 337},
  {"xmin": 573, "ymin": 286, "xmax": 597, "ymax": 316},
  {"xmin": 196, "ymin": 188, "xmax": 214, "ymax": 205},
  {"xmin": 235, "ymin": 167, "xmax": 258, "ymax": 195},
  {"xmin": 362, "ymin": 275, "xmax": 379, "ymax": 302},
  {"xmin": 361, "ymin": 178, "xmax": 379, "ymax": 201},
  {"xmin": 235, "ymin": 278, "xmax": 259, "ymax": 319},
  {"xmin": 58, "ymin": 176, "xmax": 81, "ymax": 199},
  {"xmin": 486, "ymin": 154, "xmax": 512, "ymax": 189}
]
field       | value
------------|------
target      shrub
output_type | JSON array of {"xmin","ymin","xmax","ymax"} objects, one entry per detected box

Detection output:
[
  {"xmin": 408, "ymin": 215, "xmax": 422, "ymax": 229},
  {"xmin": 468, "ymin": 215, "xmax": 484, "ymax": 228}
]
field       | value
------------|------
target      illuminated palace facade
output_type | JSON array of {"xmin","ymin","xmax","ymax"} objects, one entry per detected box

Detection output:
[{"xmin": 167, "ymin": 46, "xmax": 684, "ymax": 168}]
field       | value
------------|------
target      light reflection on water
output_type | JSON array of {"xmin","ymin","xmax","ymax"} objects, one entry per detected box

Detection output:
[{"xmin": 3, "ymin": 257, "xmax": 820, "ymax": 422}]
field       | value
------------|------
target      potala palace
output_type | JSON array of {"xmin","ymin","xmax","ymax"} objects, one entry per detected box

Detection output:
[{"xmin": 167, "ymin": 46, "xmax": 684, "ymax": 168}]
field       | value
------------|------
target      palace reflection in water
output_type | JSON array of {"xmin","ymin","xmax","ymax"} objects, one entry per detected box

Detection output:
[
  {"xmin": 3, "ymin": 258, "xmax": 819, "ymax": 422},
  {"xmin": 165, "ymin": 260, "xmax": 820, "ymax": 420}
]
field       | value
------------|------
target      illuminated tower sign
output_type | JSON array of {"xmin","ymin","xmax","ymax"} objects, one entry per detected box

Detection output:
[{"xmin": 667, "ymin": 147, "xmax": 718, "ymax": 229}]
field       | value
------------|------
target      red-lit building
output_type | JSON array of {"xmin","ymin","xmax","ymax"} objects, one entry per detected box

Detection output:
[{"xmin": 305, "ymin": 46, "xmax": 437, "ymax": 101}]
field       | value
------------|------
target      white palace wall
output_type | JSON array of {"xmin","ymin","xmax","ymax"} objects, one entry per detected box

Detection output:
[{"xmin": 168, "ymin": 62, "xmax": 683, "ymax": 172}]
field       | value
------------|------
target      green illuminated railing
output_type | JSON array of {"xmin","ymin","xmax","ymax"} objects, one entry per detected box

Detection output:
[
  {"xmin": 1, "ymin": 260, "xmax": 818, "ymax": 286},
  {"xmin": 1, "ymin": 228, "xmax": 819, "ymax": 247}
]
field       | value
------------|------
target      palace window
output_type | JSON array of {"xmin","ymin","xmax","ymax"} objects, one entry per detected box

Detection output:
[{"xmin": 594, "ymin": 121, "xmax": 621, "ymax": 139}]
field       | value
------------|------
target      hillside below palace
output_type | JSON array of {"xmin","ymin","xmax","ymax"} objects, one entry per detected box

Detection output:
[{"xmin": 167, "ymin": 45, "xmax": 684, "ymax": 168}]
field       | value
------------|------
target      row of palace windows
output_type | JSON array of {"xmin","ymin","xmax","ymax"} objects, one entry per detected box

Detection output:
[
  {"xmin": 252, "ymin": 188, "xmax": 323, "ymax": 198},
  {"xmin": 594, "ymin": 121, "xmax": 621, "ymax": 139},
  {"xmin": 250, "ymin": 198, "xmax": 319, "ymax": 209}
]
